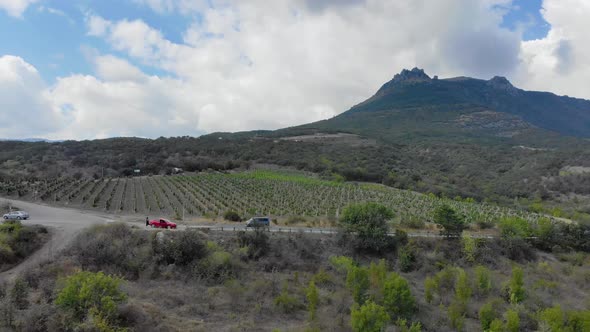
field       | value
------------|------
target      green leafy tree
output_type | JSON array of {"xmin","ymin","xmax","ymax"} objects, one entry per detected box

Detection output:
[
  {"xmin": 55, "ymin": 271, "xmax": 126, "ymax": 328},
  {"xmin": 433, "ymin": 205, "xmax": 466, "ymax": 237},
  {"xmin": 350, "ymin": 300, "xmax": 390, "ymax": 332},
  {"xmin": 508, "ymin": 266, "xmax": 525, "ymax": 304},
  {"xmin": 383, "ymin": 272, "xmax": 415, "ymax": 319},
  {"xmin": 340, "ymin": 202, "xmax": 394, "ymax": 251},
  {"xmin": 347, "ymin": 265, "xmax": 370, "ymax": 304}
]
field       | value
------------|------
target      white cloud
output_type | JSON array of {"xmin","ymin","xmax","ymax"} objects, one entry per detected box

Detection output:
[
  {"xmin": 516, "ymin": 0, "xmax": 590, "ymax": 98},
  {"xmin": 0, "ymin": 0, "xmax": 39, "ymax": 17},
  {"xmin": 73, "ymin": 0, "xmax": 523, "ymax": 138},
  {"xmin": 4, "ymin": 0, "xmax": 590, "ymax": 140},
  {"xmin": 0, "ymin": 55, "xmax": 62, "ymax": 138}
]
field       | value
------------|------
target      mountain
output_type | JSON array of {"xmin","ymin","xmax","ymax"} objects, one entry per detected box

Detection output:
[
  {"xmin": 281, "ymin": 68, "xmax": 590, "ymax": 143},
  {"xmin": 1, "ymin": 68, "xmax": 589, "ymax": 220},
  {"xmin": 353, "ymin": 68, "xmax": 590, "ymax": 137}
]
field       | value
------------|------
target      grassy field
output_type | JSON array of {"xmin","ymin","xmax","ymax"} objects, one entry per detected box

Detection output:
[{"xmin": 0, "ymin": 171, "xmax": 541, "ymax": 226}]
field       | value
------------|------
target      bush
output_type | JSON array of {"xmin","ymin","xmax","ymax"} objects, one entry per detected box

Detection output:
[
  {"xmin": 350, "ymin": 300, "xmax": 390, "ymax": 332},
  {"xmin": 306, "ymin": 280, "xmax": 319, "ymax": 321},
  {"xmin": 274, "ymin": 283, "xmax": 302, "ymax": 314},
  {"xmin": 155, "ymin": 229, "xmax": 208, "ymax": 266},
  {"xmin": 433, "ymin": 205, "xmax": 466, "ymax": 237},
  {"xmin": 454, "ymin": 268, "xmax": 472, "ymax": 305},
  {"xmin": 237, "ymin": 229, "xmax": 269, "ymax": 259},
  {"xmin": 346, "ymin": 265, "xmax": 370, "ymax": 304},
  {"xmin": 55, "ymin": 271, "xmax": 126, "ymax": 329},
  {"xmin": 398, "ymin": 244, "xmax": 416, "ymax": 272},
  {"xmin": 330, "ymin": 255, "xmax": 355, "ymax": 274},
  {"xmin": 508, "ymin": 266, "xmax": 525, "ymax": 304},
  {"xmin": 9, "ymin": 278, "xmax": 28, "ymax": 310},
  {"xmin": 223, "ymin": 210, "xmax": 241, "ymax": 222},
  {"xmin": 340, "ymin": 202, "xmax": 394, "ymax": 252},
  {"xmin": 479, "ymin": 300, "xmax": 500, "ymax": 331},
  {"xmin": 475, "ymin": 265, "xmax": 492, "ymax": 296},
  {"xmin": 382, "ymin": 272, "xmax": 415, "ymax": 319},
  {"xmin": 424, "ymin": 277, "xmax": 436, "ymax": 304},
  {"xmin": 505, "ymin": 308, "xmax": 520, "ymax": 332},
  {"xmin": 447, "ymin": 300, "xmax": 466, "ymax": 331}
]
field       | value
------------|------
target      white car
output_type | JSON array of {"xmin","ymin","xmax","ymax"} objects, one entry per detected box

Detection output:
[{"xmin": 3, "ymin": 211, "xmax": 29, "ymax": 220}]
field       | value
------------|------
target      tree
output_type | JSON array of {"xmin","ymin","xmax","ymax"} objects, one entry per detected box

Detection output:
[
  {"xmin": 382, "ymin": 272, "xmax": 415, "ymax": 319},
  {"xmin": 433, "ymin": 205, "xmax": 466, "ymax": 237},
  {"xmin": 350, "ymin": 300, "xmax": 390, "ymax": 332},
  {"xmin": 340, "ymin": 202, "xmax": 394, "ymax": 252}
]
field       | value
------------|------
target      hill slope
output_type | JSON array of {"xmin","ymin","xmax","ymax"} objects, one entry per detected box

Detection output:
[{"xmin": 1, "ymin": 68, "xmax": 589, "ymax": 220}]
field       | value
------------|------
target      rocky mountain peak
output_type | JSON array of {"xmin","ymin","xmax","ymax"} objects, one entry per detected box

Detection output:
[
  {"xmin": 487, "ymin": 76, "xmax": 519, "ymax": 95},
  {"xmin": 391, "ymin": 67, "xmax": 431, "ymax": 83}
]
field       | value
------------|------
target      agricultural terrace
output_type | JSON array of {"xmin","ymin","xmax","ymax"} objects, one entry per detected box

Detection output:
[{"xmin": 0, "ymin": 170, "xmax": 540, "ymax": 224}]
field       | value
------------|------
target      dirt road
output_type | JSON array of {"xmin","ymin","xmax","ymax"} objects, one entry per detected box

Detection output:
[{"xmin": 0, "ymin": 199, "xmax": 112, "ymax": 282}]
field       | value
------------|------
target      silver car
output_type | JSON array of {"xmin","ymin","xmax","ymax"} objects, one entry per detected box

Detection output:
[
  {"xmin": 246, "ymin": 216, "xmax": 270, "ymax": 227},
  {"xmin": 2, "ymin": 211, "xmax": 29, "ymax": 220}
]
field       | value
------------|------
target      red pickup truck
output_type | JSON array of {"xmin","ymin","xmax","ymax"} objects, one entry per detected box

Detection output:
[{"xmin": 149, "ymin": 218, "xmax": 177, "ymax": 229}]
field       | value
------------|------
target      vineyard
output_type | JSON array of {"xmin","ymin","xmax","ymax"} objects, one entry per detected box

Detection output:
[{"xmin": 0, "ymin": 170, "xmax": 540, "ymax": 224}]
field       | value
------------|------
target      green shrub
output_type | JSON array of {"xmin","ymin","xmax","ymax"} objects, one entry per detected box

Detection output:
[
  {"xmin": 194, "ymin": 250, "xmax": 238, "ymax": 282},
  {"xmin": 55, "ymin": 271, "xmax": 126, "ymax": 328},
  {"xmin": 346, "ymin": 265, "xmax": 370, "ymax": 304},
  {"xmin": 475, "ymin": 265, "xmax": 492, "ymax": 295},
  {"xmin": 454, "ymin": 268, "xmax": 472, "ymax": 305},
  {"xmin": 461, "ymin": 235, "xmax": 477, "ymax": 263},
  {"xmin": 539, "ymin": 305, "xmax": 565, "ymax": 332},
  {"xmin": 340, "ymin": 202, "xmax": 394, "ymax": 252},
  {"xmin": 509, "ymin": 266, "xmax": 525, "ymax": 304},
  {"xmin": 382, "ymin": 272, "xmax": 415, "ymax": 319},
  {"xmin": 237, "ymin": 228, "xmax": 269, "ymax": 259},
  {"xmin": 433, "ymin": 205, "xmax": 466, "ymax": 237},
  {"xmin": 398, "ymin": 245, "xmax": 416, "ymax": 272},
  {"xmin": 505, "ymin": 308, "xmax": 520, "ymax": 332},
  {"xmin": 9, "ymin": 278, "xmax": 28, "ymax": 310},
  {"xmin": 350, "ymin": 300, "xmax": 390, "ymax": 332},
  {"xmin": 329, "ymin": 255, "xmax": 355, "ymax": 274},
  {"xmin": 155, "ymin": 229, "xmax": 208, "ymax": 266},
  {"xmin": 448, "ymin": 300, "xmax": 466, "ymax": 331},
  {"xmin": 478, "ymin": 300, "xmax": 499, "ymax": 331},
  {"xmin": 306, "ymin": 280, "xmax": 319, "ymax": 321},
  {"xmin": 488, "ymin": 319, "xmax": 504, "ymax": 332},
  {"xmin": 395, "ymin": 318, "xmax": 422, "ymax": 332},
  {"xmin": 274, "ymin": 283, "xmax": 302, "ymax": 314},
  {"xmin": 424, "ymin": 276, "xmax": 437, "ymax": 304},
  {"xmin": 368, "ymin": 260, "xmax": 387, "ymax": 299},
  {"xmin": 223, "ymin": 210, "xmax": 241, "ymax": 222},
  {"xmin": 311, "ymin": 268, "xmax": 333, "ymax": 286}
]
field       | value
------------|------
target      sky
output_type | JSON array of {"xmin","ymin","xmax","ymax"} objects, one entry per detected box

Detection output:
[{"xmin": 0, "ymin": 0, "xmax": 588, "ymax": 140}]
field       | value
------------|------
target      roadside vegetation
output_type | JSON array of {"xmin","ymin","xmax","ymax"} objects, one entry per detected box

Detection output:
[
  {"xmin": 0, "ymin": 204, "xmax": 48, "ymax": 272},
  {"xmin": 1, "ymin": 202, "xmax": 589, "ymax": 331}
]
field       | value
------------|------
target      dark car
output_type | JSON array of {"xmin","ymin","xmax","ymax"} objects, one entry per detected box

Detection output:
[{"xmin": 246, "ymin": 217, "xmax": 270, "ymax": 227}]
